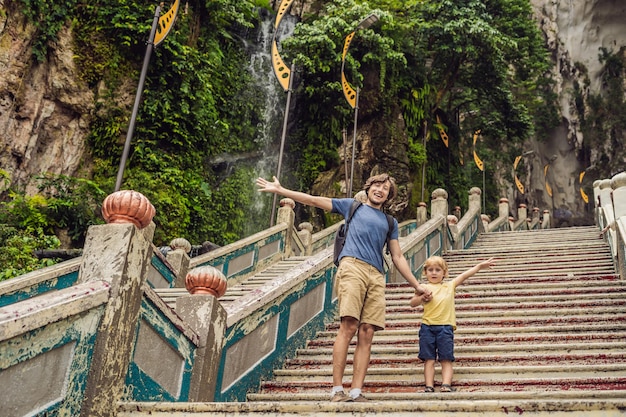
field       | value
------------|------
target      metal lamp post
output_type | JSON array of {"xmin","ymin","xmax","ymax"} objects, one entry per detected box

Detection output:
[
  {"xmin": 268, "ymin": 0, "xmax": 295, "ymax": 226},
  {"xmin": 544, "ymin": 154, "xmax": 557, "ymax": 209},
  {"xmin": 114, "ymin": 0, "xmax": 180, "ymax": 192},
  {"xmin": 341, "ymin": 13, "xmax": 379, "ymax": 198}
]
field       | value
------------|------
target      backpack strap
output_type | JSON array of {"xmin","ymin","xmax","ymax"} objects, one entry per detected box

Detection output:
[
  {"xmin": 384, "ymin": 213, "xmax": 394, "ymax": 255},
  {"xmin": 346, "ymin": 200, "xmax": 362, "ymax": 226}
]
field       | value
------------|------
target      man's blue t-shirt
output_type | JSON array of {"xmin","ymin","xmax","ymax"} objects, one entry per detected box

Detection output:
[{"xmin": 332, "ymin": 198, "xmax": 398, "ymax": 273}]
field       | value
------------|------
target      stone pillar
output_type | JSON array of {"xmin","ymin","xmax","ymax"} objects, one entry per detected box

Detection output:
[
  {"xmin": 532, "ymin": 207, "xmax": 540, "ymax": 220},
  {"xmin": 542, "ymin": 209, "xmax": 551, "ymax": 228},
  {"xmin": 416, "ymin": 202, "xmax": 428, "ymax": 226},
  {"xmin": 508, "ymin": 216, "xmax": 515, "ymax": 229},
  {"xmin": 599, "ymin": 179, "xmax": 613, "ymax": 209},
  {"xmin": 517, "ymin": 203, "xmax": 527, "ymax": 222},
  {"xmin": 177, "ymin": 266, "xmax": 228, "ymax": 401},
  {"xmin": 611, "ymin": 172, "xmax": 626, "ymax": 219},
  {"xmin": 593, "ymin": 180, "xmax": 602, "ymax": 208},
  {"xmin": 447, "ymin": 215, "xmax": 459, "ymax": 244},
  {"xmin": 498, "ymin": 198, "xmax": 509, "ymax": 219},
  {"xmin": 469, "ymin": 187, "xmax": 481, "ymax": 213},
  {"xmin": 277, "ymin": 198, "xmax": 296, "ymax": 258},
  {"xmin": 167, "ymin": 238, "xmax": 191, "ymax": 287},
  {"xmin": 79, "ymin": 191, "xmax": 155, "ymax": 417},
  {"xmin": 481, "ymin": 214, "xmax": 490, "ymax": 230},
  {"xmin": 297, "ymin": 222, "xmax": 313, "ymax": 256},
  {"xmin": 431, "ymin": 189, "xmax": 449, "ymax": 219}
]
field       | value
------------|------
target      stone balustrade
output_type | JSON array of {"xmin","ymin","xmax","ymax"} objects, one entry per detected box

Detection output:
[
  {"xmin": 0, "ymin": 182, "xmax": 563, "ymax": 413},
  {"xmin": 596, "ymin": 172, "xmax": 626, "ymax": 278}
]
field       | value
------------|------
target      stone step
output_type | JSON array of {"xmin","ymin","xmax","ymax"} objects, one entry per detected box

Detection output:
[
  {"xmin": 123, "ymin": 227, "xmax": 626, "ymax": 416},
  {"xmin": 307, "ymin": 331, "xmax": 626, "ymax": 350},
  {"xmin": 284, "ymin": 350, "xmax": 626, "ymax": 369},
  {"xmin": 467, "ymin": 226, "xmax": 599, "ymax": 241},
  {"xmin": 446, "ymin": 260, "xmax": 615, "ymax": 275},
  {"xmin": 390, "ymin": 281, "xmax": 626, "ymax": 296},
  {"xmin": 293, "ymin": 341, "xmax": 626, "ymax": 359},
  {"xmin": 118, "ymin": 392, "xmax": 626, "ymax": 417},
  {"xmin": 267, "ymin": 362, "xmax": 626, "ymax": 383},
  {"xmin": 256, "ymin": 372, "xmax": 626, "ymax": 390},
  {"xmin": 387, "ymin": 293, "xmax": 626, "ymax": 309}
]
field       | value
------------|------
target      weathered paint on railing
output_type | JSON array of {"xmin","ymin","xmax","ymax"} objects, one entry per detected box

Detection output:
[
  {"xmin": 124, "ymin": 288, "xmax": 197, "ymax": 401},
  {"xmin": 597, "ymin": 173, "xmax": 626, "ymax": 279},
  {"xmin": 0, "ymin": 281, "xmax": 109, "ymax": 417},
  {"xmin": 147, "ymin": 250, "xmax": 179, "ymax": 288},
  {"xmin": 0, "ymin": 258, "xmax": 81, "ymax": 307},
  {"xmin": 214, "ymin": 249, "xmax": 336, "ymax": 401},
  {"xmin": 310, "ymin": 222, "xmax": 341, "ymax": 254}
]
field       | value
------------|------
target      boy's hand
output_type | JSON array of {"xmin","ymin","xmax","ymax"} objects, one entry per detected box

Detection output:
[
  {"xmin": 478, "ymin": 257, "xmax": 496, "ymax": 270},
  {"xmin": 409, "ymin": 291, "xmax": 431, "ymax": 307},
  {"xmin": 415, "ymin": 286, "xmax": 432, "ymax": 302}
]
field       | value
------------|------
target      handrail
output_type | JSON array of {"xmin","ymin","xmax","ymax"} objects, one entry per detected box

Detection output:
[
  {"xmin": 0, "ymin": 257, "xmax": 81, "ymax": 307},
  {"xmin": 190, "ymin": 223, "xmax": 288, "ymax": 286}
]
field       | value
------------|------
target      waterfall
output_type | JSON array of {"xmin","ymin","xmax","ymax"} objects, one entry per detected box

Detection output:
[{"xmin": 242, "ymin": 9, "xmax": 297, "ymax": 236}]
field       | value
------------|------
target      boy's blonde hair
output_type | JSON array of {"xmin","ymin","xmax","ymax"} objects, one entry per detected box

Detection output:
[{"xmin": 423, "ymin": 256, "xmax": 449, "ymax": 278}]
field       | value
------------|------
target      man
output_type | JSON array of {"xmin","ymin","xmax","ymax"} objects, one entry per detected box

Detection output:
[{"xmin": 256, "ymin": 173, "xmax": 431, "ymax": 402}]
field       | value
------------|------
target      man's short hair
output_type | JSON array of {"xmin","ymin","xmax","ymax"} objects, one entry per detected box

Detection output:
[{"xmin": 363, "ymin": 173, "xmax": 397, "ymax": 202}]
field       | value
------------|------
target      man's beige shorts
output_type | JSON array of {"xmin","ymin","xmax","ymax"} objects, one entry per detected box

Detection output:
[{"xmin": 336, "ymin": 257, "xmax": 386, "ymax": 330}]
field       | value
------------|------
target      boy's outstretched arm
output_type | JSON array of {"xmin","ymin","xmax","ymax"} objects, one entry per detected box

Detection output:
[
  {"xmin": 452, "ymin": 257, "xmax": 496, "ymax": 287},
  {"xmin": 256, "ymin": 176, "xmax": 333, "ymax": 211}
]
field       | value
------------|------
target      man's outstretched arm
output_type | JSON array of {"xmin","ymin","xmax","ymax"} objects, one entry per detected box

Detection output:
[
  {"xmin": 389, "ymin": 239, "xmax": 431, "ymax": 297},
  {"xmin": 256, "ymin": 176, "xmax": 333, "ymax": 211}
]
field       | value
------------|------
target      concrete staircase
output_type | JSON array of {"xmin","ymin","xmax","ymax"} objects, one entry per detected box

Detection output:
[{"xmin": 119, "ymin": 226, "xmax": 626, "ymax": 416}]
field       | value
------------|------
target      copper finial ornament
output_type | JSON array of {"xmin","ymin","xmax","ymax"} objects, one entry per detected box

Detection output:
[
  {"xmin": 185, "ymin": 266, "xmax": 227, "ymax": 298},
  {"xmin": 102, "ymin": 190, "xmax": 156, "ymax": 229}
]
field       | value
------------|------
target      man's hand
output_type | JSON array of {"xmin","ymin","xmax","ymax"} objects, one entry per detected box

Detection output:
[
  {"xmin": 415, "ymin": 284, "xmax": 432, "ymax": 300},
  {"xmin": 410, "ymin": 290, "xmax": 432, "ymax": 307},
  {"xmin": 256, "ymin": 176, "xmax": 281, "ymax": 193}
]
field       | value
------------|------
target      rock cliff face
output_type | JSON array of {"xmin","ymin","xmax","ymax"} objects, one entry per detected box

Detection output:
[
  {"xmin": 523, "ymin": 0, "xmax": 626, "ymax": 219},
  {"xmin": 0, "ymin": 0, "xmax": 95, "ymax": 194},
  {"xmin": 0, "ymin": 0, "xmax": 624, "ymax": 223}
]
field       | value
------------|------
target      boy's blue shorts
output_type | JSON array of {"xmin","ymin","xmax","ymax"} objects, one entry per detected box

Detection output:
[{"xmin": 418, "ymin": 324, "xmax": 455, "ymax": 361}]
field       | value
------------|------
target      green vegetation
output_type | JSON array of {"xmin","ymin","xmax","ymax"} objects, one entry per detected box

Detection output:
[
  {"xmin": 282, "ymin": 0, "xmax": 555, "ymax": 212},
  {"xmin": 0, "ymin": 172, "xmax": 105, "ymax": 280},
  {"xmin": 3, "ymin": 0, "xmax": 583, "ymax": 279},
  {"xmin": 578, "ymin": 47, "xmax": 626, "ymax": 172}
]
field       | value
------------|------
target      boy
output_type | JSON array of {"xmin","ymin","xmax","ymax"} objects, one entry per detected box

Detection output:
[{"xmin": 410, "ymin": 255, "xmax": 495, "ymax": 392}]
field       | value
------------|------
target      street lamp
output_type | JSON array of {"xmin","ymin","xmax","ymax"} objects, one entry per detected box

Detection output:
[
  {"xmin": 269, "ymin": 0, "xmax": 295, "ymax": 226},
  {"xmin": 472, "ymin": 129, "xmax": 485, "ymax": 212},
  {"xmin": 341, "ymin": 13, "xmax": 379, "ymax": 197},
  {"xmin": 544, "ymin": 154, "xmax": 557, "ymax": 209},
  {"xmin": 513, "ymin": 150, "xmax": 534, "ymax": 196},
  {"xmin": 114, "ymin": 0, "xmax": 180, "ymax": 191}
]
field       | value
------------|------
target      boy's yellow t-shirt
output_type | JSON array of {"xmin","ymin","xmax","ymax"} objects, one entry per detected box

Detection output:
[{"xmin": 421, "ymin": 281, "xmax": 457, "ymax": 330}]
